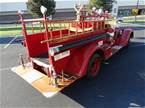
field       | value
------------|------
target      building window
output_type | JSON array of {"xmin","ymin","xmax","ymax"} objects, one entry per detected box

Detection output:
[
  {"xmin": 114, "ymin": 1, "xmax": 117, "ymax": 4},
  {"xmin": 114, "ymin": 8, "xmax": 117, "ymax": 13}
]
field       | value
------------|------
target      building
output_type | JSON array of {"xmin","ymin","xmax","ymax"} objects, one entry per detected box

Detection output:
[{"xmin": 112, "ymin": 0, "xmax": 145, "ymax": 17}]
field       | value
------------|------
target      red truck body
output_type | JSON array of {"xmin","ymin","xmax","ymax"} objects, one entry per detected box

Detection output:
[
  {"xmin": 11, "ymin": 8, "xmax": 133, "ymax": 97},
  {"xmin": 22, "ymin": 20, "xmax": 133, "ymax": 78}
]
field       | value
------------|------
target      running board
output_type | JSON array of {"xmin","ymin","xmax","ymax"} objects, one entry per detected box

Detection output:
[
  {"xmin": 11, "ymin": 64, "xmax": 78, "ymax": 98},
  {"xmin": 112, "ymin": 45, "xmax": 123, "ymax": 54}
]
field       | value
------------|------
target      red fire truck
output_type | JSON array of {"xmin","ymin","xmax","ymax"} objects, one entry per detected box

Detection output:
[{"xmin": 12, "ymin": 5, "xmax": 133, "ymax": 98}]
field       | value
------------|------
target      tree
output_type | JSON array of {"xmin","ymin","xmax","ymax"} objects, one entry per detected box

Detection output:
[
  {"xmin": 87, "ymin": 0, "xmax": 114, "ymax": 13},
  {"xmin": 26, "ymin": 0, "xmax": 56, "ymax": 18}
]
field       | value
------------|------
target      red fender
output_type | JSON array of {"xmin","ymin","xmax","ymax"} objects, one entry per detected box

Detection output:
[
  {"xmin": 66, "ymin": 42, "xmax": 102, "ymax": 77},
  {"xmin": 121, "ymin": 28, "xmax": 133, "ymax": 46},
  {"xmin": 78, "ymin": 44, "xmax": 102, "ymax": 77}
]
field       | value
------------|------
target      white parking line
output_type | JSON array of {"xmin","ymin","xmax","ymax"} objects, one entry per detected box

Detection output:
[
  {"xmin": 3, "ymin": 36, "xmax": 18, "ymax": 49},
  {"xmin": 0, "ymin": 67, "xmax": 12, "ymax": 71}
]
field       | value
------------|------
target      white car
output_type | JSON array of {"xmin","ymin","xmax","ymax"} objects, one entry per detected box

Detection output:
[{"xmin": 116, "ymin": 16, "xmax": 123, "ymax": 23}]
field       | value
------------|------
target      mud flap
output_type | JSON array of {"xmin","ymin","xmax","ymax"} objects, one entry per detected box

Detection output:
[{"xmin": 11, "ymin": 64, "xmax": 78, "ymax": 98}]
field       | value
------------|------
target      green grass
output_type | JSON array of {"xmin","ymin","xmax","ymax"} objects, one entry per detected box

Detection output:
[
  {"xmin": 0, "ymin": 24, "xmax": 68, "ymax": 37},
  {"xmin": 0, "ymin": 26, "xmax": 21, "ymax": 37},
  {"xmin": 1, "ymin": 19, "xmax": 144, "ymax": 37},
  {"xmin": 0, "ymin": 26, "xmax": 42, "ymax": 37}
]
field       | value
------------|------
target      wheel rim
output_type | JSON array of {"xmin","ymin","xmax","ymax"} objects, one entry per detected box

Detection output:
[{"xmin": 90, "ymin": 58, "xmax": 101, "ymax": 77}]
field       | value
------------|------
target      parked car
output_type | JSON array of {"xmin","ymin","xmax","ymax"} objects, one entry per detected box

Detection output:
[{"xmin": 116, "ymin": 16, "xmax": 124, "ymax": 23}]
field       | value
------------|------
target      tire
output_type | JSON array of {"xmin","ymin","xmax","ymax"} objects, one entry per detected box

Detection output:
[
  {"xmin": 125, "ymin": 37, "xmax": 131, "ymax": 47},
  {"xmin": 126, "ymin": 32, "xmax": 133, "ymax": 47},
  {"xmin": 86, "ymin": 54, "xmax": 102, "ymax": 78}
]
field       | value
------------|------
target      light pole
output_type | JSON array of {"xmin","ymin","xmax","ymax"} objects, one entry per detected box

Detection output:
[{"xmin": 135, "ymin": 0, "xmax": 139, "ymax": 22}]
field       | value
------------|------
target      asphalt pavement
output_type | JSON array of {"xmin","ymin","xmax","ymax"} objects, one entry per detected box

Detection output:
[{"xmin": 0, "ymin": 30, "xmax": 145, "ymax": 108}]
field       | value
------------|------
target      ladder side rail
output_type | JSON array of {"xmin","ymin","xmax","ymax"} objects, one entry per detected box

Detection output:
[
  {"xmin": 31, "ymin": 22, "xmax": 34, "ymax": 33},
  {"xmin": 18, "ymin": 12, "xmax": 31, "ymax": 60}
]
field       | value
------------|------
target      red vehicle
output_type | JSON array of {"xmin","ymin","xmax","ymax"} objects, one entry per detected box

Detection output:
[{"xmin": 12, "ymin": 5, "xmax": 133, "ymax": 98}]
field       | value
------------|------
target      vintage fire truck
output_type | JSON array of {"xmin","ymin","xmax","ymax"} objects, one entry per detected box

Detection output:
[{"xmin": 12, "ymin": 5, "xmax": 133, "ymax": 98}]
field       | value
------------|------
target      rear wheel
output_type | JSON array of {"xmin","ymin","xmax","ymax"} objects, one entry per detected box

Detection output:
[
  {"xmin": 126, "ymin": 32, "xmax": 133, "ymax": 47},
  {"xmin": 126, "ymin": 37, "xmax": 131, "ymax": 47},
  {"xmin": 87, "ymin": 54, "xmax": 102, "ymax": 78}
]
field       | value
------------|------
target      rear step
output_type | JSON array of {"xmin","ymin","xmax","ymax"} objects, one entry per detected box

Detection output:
[
  {"xmin": 31, "ymin": 53, "xmax": 50, "ymax": 68},
  {"xmin": 11, "ymin": 64, "xmax": 78, "ymax": 98},
  {"xmin": 32, "ymin": 58, "xmax": 49, "ymax": 68}
]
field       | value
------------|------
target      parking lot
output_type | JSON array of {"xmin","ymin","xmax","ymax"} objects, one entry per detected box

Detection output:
[{"xmin": 0, "ymin": 29, "xmax": 145, "ymax": 108}]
